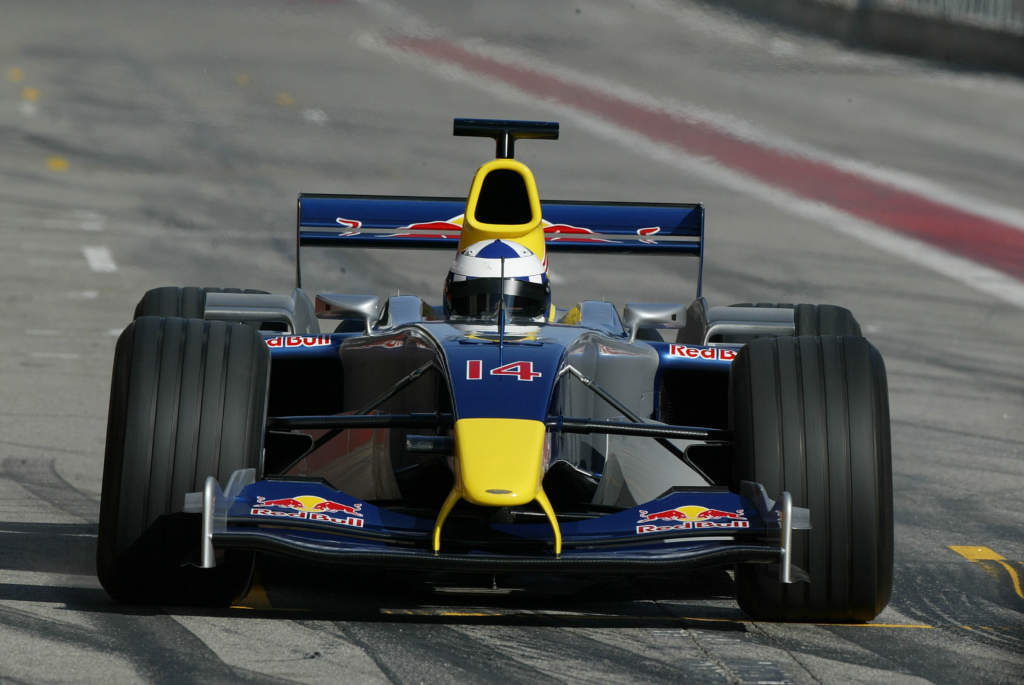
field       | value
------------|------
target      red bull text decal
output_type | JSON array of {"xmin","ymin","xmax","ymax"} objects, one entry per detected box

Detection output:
[
  {"xmin": 635, "ymin": 505, "xmax": 748, "ymax": 534},
  {"xmin": 266, "ymin": 336, "xmax": 333, "ymax": 348},
  {"xmin": 251, "ymin": 495, "xmax": 364, "ymax": 529},
  {"xmin": 668, "ymin": 344, "xmax": 737, "ymax": 362}
]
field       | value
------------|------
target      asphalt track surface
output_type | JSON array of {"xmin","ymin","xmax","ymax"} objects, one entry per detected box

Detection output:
[{"xmin": 1, "ymin": 0, "xmax": 1022, "ymax": 682}]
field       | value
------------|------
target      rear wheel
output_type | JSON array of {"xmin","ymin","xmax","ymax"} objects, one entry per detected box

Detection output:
[
  {"xmin": 729, "ymin": 303, "xmax": 862, "ymax": 337},
  {"xmin": 97, "ymin": 316, "xmax": 270, "ymax": 605},
  {"xmin": 133, "ymin": 286, "xmax": 269, "ymax": 320},
  {"xmin": 730, "ymin": 335, "xmax": 892, "ymax": 621}
]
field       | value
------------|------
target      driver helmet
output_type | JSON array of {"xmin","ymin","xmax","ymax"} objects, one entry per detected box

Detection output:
[{"xmin": 443, "ymin": 239, "xmax": 550, "ymax": 320}]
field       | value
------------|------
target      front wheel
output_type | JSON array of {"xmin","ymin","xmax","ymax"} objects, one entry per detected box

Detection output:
[
  {"xmin": 730, "ymin": 335, "xmax": 892, "ymax": 621},
  {"xmin": 97, "ymin": 316, "xmax": 270, "ymax": 605}
]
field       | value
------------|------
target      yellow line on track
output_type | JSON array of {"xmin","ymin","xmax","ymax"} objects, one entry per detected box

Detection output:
[
  {"xmin": 46, "ymin": 157, "xmax": 68, "ymax": 172},
  {"xmin": 6, "ymin": 67, "xmax": 24, "ymax": 82},
  {"xmin": 950, "ymin": 545, "xmax": 1004, "ymax": 561},
  {"xmin": 994, "ymin": 560, "xmax": 1024, "ymax": 600},
  {"xmin": 950, "ymin": 545, "xmax": 1024, "ymax": 600}
]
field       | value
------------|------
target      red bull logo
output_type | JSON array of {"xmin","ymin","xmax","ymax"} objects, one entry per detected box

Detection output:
[
  {"xmin": 668, "ymin": 344, "xmax": 737, "ymax": 362},
  {"xmin": 251, "ymin": 494, "xmax": 364, "ymax": 529},
  {"xmin": 266, "ymin": 336, "xmax": 332, "ymax": 349},
  {"xmin": 635, "ymin": 505, "xmax": 748, "ymax": 534}
]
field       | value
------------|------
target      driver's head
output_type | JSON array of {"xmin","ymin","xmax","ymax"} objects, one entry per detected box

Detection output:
[{"xmin": 443, "ymin": 239, "xmax": 550, "ymax": 321}]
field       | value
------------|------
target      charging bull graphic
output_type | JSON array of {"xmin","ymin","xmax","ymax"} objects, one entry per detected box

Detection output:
[
  {"xmin": 635, "ymin": 505, "xmax": 748, "ymax": 534},
  {"xmin": 251, "ymin": 494, "xmax": 364, "ymax": 529}
]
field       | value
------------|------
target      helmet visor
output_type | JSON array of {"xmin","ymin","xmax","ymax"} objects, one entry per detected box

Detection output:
[{"xmin": 446, "ymin": 277, "xmax": 550, "ymax": 320}]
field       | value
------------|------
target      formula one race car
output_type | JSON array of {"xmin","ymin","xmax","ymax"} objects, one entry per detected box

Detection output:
[{"xmin": 97, "ymin": 118, "xmax": 893, "ymax": 622}]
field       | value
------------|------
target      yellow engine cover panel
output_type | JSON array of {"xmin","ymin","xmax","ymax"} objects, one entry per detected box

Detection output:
[{"xmin": 454, "ymin": 418, "xmax": 546, "ymax": 506}]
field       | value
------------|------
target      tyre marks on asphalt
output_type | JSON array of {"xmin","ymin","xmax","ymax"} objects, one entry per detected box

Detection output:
[
  {"xmin": 445, "ymin": 622, "xmax": 697, "ymax": 683},
  {"xmin": 881, "ymin": 561, "xmax": 1024, "ymax": 682},
  {"xmin": 0, "ymin": 600, "xmax": 140, "ymax": 682},
  {"xmin": 0, "ymin": 457, "xmax": 98, "ymax": 522},
  {"xmin": 0, "ymin": 589, "xmax": 207, "ymax": 685},
  {"xmin": 743, "ymin": 620, "xmax": 936, "ymax": 685},
  {"xmin": 302, "ymin": 596, "xmax": 795, "ymax": 684},
  {"xmin": 0, "ymin": 457, "xmax": 285, "ymax": 683},
  {"xmin": 248, "ymin": 571, "xmax": 1016, "ymax": 684},
  {"xmin": 319, "ymin": 620, "xmax": 557, "ymax": 684},
  {"xmin": 169, "ymin": 613, "xmax": 388, "ymax": 684},
  {"xmin": 89, "ymin": 611, "xmax": 287, "ymax": 685},
  {"xmin": 315, "ymin": 608, "xmax": 840, "ymax": 684}
]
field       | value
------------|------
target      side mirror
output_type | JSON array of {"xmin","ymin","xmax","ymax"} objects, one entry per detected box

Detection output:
[
  {"xmin": 315, "ymin": 293, "xmax": 380, "ymax": 335},
  {"xmin": 622, "ymin": 303, "xmax": 686, "ymax": 343}
]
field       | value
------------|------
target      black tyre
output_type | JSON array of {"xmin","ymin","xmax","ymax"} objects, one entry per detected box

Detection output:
[
  {"xmin": 133, "ymin": 286, "xmax": 269, "ymax": 320},
  {"xmin": 730, "ymin": 335, "xmax": 892, "ymax": 621},
  {"xmin": 729, "ymin": 303, "xmax": 862, "ymax": 337},
  {"xmin": 97, "ymin": 316, "xmax": 270, "ymax": 605}
]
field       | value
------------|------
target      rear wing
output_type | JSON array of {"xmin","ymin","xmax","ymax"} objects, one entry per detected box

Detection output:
[{"xmin": 296, "ymin": 193, "xmax": 705, "ymax": 294}]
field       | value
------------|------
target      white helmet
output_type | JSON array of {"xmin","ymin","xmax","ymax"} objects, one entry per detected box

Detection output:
[{"xmin": 443, "ymin": 239, "xmax": 550, "ymax": 320}]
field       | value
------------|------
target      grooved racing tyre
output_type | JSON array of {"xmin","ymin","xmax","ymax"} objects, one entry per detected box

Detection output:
[
  {"xmin": 730, "ymin": 335, "xmax": 892, "ymax": 622},
  {"xmin": 97, "ymin": 316, "xmax": 270, "ymax": 605},
  {"xmin": 132, "ymin": 286, "xmax": 269, "ymax": 320},
  {"xmin": 730, "ymin": 303, "xmax": 862, "ymax": 337}
]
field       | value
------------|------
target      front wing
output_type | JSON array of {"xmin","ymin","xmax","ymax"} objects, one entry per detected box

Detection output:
[{"xmin": 186, "ymin": 470, "xmax": 809, "ymax": 581}]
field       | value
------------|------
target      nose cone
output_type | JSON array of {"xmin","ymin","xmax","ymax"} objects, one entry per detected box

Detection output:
[{"xmin": 453, "ymin": 418, "xmax": 546, "ymax": 505}]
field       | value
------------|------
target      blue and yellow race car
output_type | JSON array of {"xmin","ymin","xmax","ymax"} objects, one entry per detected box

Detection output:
[{"xmin": 97, "ymin": 118, "xmax": 893, "ymax": 622}]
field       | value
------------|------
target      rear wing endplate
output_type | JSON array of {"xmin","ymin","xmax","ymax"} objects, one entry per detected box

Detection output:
[{"xmin": 296, "ymin": 194, "xmax": 705, "ymax": 294}]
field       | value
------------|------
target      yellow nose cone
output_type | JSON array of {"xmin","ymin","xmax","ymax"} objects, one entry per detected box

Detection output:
[
  {"xmin": 454, "ymin": 418, "xmax": 546, "ymax": 505},
  {"xmin": 432, "ymin": 418, "xmax": 561, "ymax": 555}
]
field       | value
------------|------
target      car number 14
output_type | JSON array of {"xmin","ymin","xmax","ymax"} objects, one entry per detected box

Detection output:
[{"xmin": 466, "ymin": 360, "xmax": 543, "ymax": 381}]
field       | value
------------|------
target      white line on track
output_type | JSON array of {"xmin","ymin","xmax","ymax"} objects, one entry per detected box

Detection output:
[
  {"xmin": 357, "ymin": 31, "xmax": 1024, "ymax": 310},
  {"xmin": 81, "ymin": 246, "xmax": 117, "ymax": 273}
]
